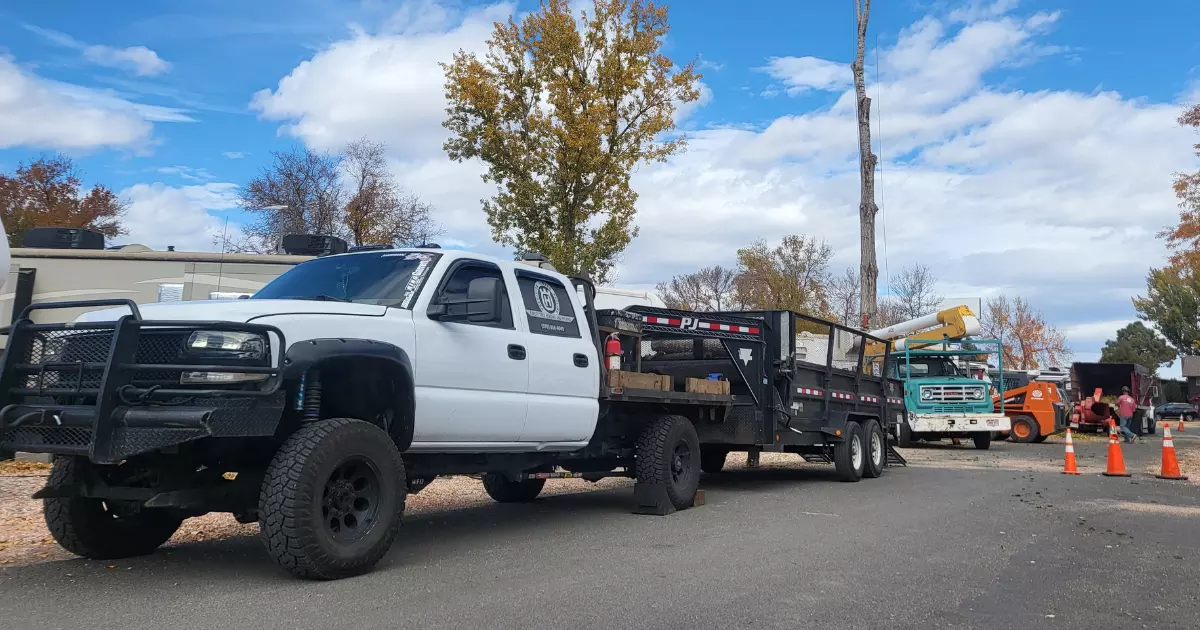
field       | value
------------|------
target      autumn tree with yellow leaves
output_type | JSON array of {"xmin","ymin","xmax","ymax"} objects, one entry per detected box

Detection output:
[{"xmin": 441, "ymin": 0, "xmax": 701, "ymax": 282}]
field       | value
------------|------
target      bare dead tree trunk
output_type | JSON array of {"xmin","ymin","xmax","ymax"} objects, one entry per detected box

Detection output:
[{"xmin": 853, "ymin": 0, "xmax": 879, "ymax": 328}]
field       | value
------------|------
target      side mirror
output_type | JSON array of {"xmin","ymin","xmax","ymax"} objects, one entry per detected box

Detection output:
[
  {"xmin": 427, "ymin": 277, "xmax": 504, "ymax": 324},
  {"xmin": 465, "ymin": 276, "xmax": 503, "ymax": 323}
]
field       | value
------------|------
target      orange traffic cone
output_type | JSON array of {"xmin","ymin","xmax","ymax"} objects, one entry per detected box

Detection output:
[
  {"xmin": 1156, "ymin": 426, "xmax": 1188, "ymax": 480},
  {"xmin": 1178, "ymin": 417, "xmax": 1186, "ymax": 432},
  {"xmin": 1062, "ymin": 428, "xmax": 1081, "ymax": 475},
  {"xmin": 1102, "ymin": 423, "xmax": 1131, "ymax": 477}
]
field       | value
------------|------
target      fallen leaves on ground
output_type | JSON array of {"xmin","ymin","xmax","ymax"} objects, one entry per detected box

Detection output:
[{"xmin": 0, "ymin": 460, "xmax": 51, "ymax": 476}]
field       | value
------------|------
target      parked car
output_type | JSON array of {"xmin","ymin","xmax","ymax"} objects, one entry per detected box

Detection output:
[{"xmin": 1155, "ymin": 402, "xmax": 1199, "ymax": 421}]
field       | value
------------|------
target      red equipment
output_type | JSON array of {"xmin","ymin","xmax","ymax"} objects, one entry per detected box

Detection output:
[
  {"xmin": 605, "ymin": 333, "xmax": 622, "ymax": 371},
  {"xmin": 1071, "ymin": 363, "xmax": 1157, "ymax": 434}
]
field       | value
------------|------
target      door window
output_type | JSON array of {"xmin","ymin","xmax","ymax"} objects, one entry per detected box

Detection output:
[
  {"xmin": 436, "ymin": 263, "xmax": 514, "ymax": 329},
  {"xmin": 516, "ymin": 273, "xmax": 581, "ymax": 338}
]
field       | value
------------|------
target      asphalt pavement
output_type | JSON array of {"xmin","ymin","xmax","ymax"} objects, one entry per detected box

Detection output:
[{"xmin": 3, "ymin": 433, "xmax": 1200, "ymax": 630}]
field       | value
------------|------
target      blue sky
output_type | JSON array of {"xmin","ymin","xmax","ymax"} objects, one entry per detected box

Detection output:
[{"xmin": 1, "ymin": 0, "xmax": 1198, "ymax": 369}]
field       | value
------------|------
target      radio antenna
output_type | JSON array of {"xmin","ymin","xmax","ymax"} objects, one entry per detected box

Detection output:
[{"xmin": 216, "ymin": 217, "xmax": 229, "ymax": 296}]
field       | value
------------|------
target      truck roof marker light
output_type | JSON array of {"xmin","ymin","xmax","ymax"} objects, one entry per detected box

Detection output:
[{"xmin": 835, "ymin": 430, "xmax": 842, "ymax": 436}]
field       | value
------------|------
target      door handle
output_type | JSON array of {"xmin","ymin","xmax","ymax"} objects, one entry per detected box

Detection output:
[
  {"xmin": 573, "ymin": 353, "xmax": 589, "ymax": 368},
  {"xmin": 508, "ymin": 344, "xmax": 526, "ymax": 360}
]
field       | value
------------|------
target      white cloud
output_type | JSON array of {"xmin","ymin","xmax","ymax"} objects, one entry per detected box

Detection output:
[
  {"xmin": 23, "ymin": 25, "xmax": 171, "ymax": 76},
  {"xmin": 948, "ymin": 0, "xmax": 1021, "ymax": 24},
  {"xmin": 254, "ymin": 1, "xmax": 1196, "ymax": 360},
  {"xmin": 761, "ymin": 56, "xmax": 852, "ymax": 95},
  {"xmin": 83, "ymin": 45, "xmax": 171, "ymax": 77},
  {"xmin": 1064, "ymin": 320, "xmax": 1135, "ymax": 344},
  {"xmin": 117, "ymin": 182, "xmax": 240, "ymax": 252},
  {"xmin": 156, "ymin": 165, "xmax": 214, "ymax": 182},
  {"xmin": 252, "ymin": 2, "xmax": 512, "ymax": 156},
  {"xmin": 223, "ymin": 151, "xmax": 247, "ymax": 159},
  {"xmin": 0, "ymin": 56, "xmax": 182, "ymax": 151}
]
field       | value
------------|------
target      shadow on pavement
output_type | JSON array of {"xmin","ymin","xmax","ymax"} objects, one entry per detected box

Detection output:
[{"xmin": 2, "ymin": 465, "xmax": 840, "ymax": 587}]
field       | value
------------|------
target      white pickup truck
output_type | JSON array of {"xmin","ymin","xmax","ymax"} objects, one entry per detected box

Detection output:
[{"xmin": 0, "ymin": 247, "xmax": 906, "ymax": 579}]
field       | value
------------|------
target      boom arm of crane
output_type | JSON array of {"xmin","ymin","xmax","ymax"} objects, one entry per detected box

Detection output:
[{"xmin": 864, "ymin": 305, "xmax": 982, "ymax": 356}]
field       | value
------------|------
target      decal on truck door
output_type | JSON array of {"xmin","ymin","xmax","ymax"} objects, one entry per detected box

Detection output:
[{"xmin": 517, "ymin": 273, "xmax": 581, "ymax": 338}]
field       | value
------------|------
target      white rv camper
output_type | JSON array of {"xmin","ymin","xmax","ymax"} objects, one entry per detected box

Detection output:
[{"xmin": 3, "ymin": 228, "xmax": 314, "ymax": 329}]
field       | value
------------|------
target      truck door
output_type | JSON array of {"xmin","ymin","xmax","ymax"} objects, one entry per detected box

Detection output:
[
  {"xmin": 514, "ymin": 270, "xmax": 599, "ymax": 443},
  {"xmin": 412, "ymin": 260, "xmax": 529, "ymax": 444}
]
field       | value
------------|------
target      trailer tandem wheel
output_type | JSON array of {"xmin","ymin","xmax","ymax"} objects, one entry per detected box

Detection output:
[
  {"xmin": 834, "ymin": 421, "xmax": 866, "ymax": 482},
  {"xmin": 861, "ymin": 418, "xmax": 885, "ymax": 478}
]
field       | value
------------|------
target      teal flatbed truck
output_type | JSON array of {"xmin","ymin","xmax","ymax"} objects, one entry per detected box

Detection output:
[{"xmin": 892, "ymin": 340, "xmax": 1009, "ymax": 449}]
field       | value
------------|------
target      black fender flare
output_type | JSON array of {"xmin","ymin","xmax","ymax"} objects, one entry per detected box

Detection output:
[{"xmin": 283, "ymin": 338, "xmax": 415, "ymax": 448}]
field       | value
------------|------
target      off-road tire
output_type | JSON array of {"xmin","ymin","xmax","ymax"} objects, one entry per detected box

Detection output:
[
  {"xmin": 700, "ymin": 447, "xmax": 729, "ymax": 474},
  {"xmin": 44, "ymin": 457, "xmax": 182, "ymax": 560},
  {"xmin": 862, "ymin": 419, "xmax": 885, "ymax": 478},
  {"xmin": 636, "ymin": 414, "xmax": 701, "ymax": 510},
  {"xmin": 482, "ymin": 473, "xmax": 546, "ymax": 503},
  {"xmin": 972, "ymin": 432, "xmax": 992, "ymax": 450},
  {"xmin": 834, "ymin": 421, "xmax": 866, "ymax": 482},
  {"xmin": 259, "ymin": 418, "xmax": 406, "ymax": 580},
  {"xmin": 1033, "ymin": 434, "xmax": 1049, "ymax": 443},
  {"xmin": 1009, "ymin": 415, "xmax": 1040, "ymax": 443}
]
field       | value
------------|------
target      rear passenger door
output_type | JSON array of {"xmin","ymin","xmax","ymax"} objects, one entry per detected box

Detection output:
[
  {"xmin": 411, "ymin": 260, "xmax": 529, "ymax": 445},
  {"xmin": 516, "ymin": 271, "xmax": 600, "ymax": 443}
]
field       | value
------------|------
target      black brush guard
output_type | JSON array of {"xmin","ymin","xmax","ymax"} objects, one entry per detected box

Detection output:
[{"xmin": 0, "ymin": 299, "xmax": 287, "ymax": 464}]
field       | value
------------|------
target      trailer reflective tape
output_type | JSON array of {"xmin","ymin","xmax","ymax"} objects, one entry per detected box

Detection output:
[
  {"xmin": 831, "ymin": 392, "xmax": 854, "ymax": 400},
  {"xmin": 696, "ymin": 321, "xmax": 761, "ymax": 334},
  {"xmin": 643, "ymin": 316, "xmax": 759, "ymax": 334},
  {"xmin": 796, "ymin": 387, "xmax": 823, "ymax": 396},
  {"xmin": 860, "ymin": 395, "xmax": 881, "ymax": 403}
]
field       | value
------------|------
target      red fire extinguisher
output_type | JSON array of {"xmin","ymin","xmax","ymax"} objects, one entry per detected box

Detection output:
[{"xmin": 605, "ymin": 333, "xmax": 622, "ymax": 371}]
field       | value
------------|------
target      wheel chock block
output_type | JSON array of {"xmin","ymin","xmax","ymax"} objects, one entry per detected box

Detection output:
[
  {"xmin": 632, "ymin": 482, "xmax": 677, "ymax": 515},
  {"xmin": 692, "ymin": 489, "xmax": 706, "ymax": 507}
]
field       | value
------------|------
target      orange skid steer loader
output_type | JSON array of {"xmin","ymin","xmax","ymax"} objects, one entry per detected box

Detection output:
[{"xmin": 993, "ymin": 381, "xmax": 1070, "ymax": 443}]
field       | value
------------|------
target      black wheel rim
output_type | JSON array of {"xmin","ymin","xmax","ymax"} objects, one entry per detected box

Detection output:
[
  {"xmin": 671, "ymin": 440, "xmax": 693, "ymax": 485},
  {"xmin": 322, "ymin": 457, "xmax": 382, "ymax": 544}
]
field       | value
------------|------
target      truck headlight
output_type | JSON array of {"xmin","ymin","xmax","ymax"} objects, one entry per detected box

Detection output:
[
  {"xmin": 183, "ymin": 330, "xmax": 268, "ymax": 385},
  {"xmin": 920, "ymin": 389, "xmax": 934, "ymax": 400},
  {"xmin": 969, "ymin": 388, "xmax": 985, "ymax": 400},
  {"xmin": 187, "ymin": 331, "xmax": 265, "ymax": 360}
]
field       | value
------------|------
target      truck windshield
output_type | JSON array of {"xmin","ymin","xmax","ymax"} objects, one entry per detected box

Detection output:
[
  {"xmin": 899, "ymin": 358, "xmax": 963, "ymax": 378},
  {"xmin": 252, "ymin": 251, "xmax": 440, "ymax": 308}
]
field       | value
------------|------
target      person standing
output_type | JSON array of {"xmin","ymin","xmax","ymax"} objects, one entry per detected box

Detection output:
[{"xmin": 1116, "ymin": 386, "xmax": 1140, "ymax": 444}]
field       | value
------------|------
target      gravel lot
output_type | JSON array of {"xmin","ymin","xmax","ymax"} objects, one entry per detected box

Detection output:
[{"xmin": 0, "ymin": 458, "xmax": 638, "ymax": 566}]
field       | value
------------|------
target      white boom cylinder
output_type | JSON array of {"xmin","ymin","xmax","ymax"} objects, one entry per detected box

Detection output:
[
  {"xmin": 870, "ymin": 308, "xmax": 982, "ymax": 349},
  {"xmin": 869, "ymin": 312, "xmax": 942, "ymax": 339}
]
